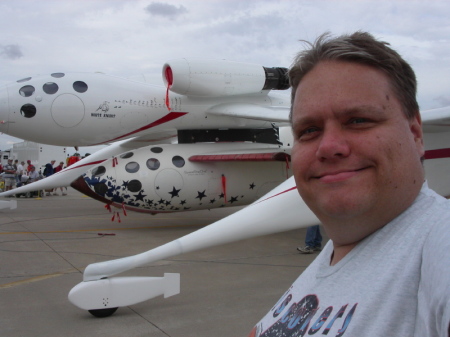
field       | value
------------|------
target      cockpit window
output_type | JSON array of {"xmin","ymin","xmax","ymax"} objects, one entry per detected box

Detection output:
[
  {"xmin": 51, "ymin": 73, "xmax": 65, "ymax": 78},
  {"xmin": 20, "ymin": 104, "xmax": 36, "ymax": 118},
  {"xmin": 43, "ymin": 82, "xmax": 59, "ymax": 94},
  {"xmin": 17, "ymin": 77, "xmax": 31, "ymax": 83},
  {"xmin": 73, "ymin": 81, "xmax": 88, "ymax": 93},
  {"xmin": 19, "ymin": 85, "xmax": 35, "ymax": 97}
]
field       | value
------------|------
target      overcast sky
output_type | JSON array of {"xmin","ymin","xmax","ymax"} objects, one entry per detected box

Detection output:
[{"xmin": 0, "ymin": 0, "xmax": 449, "ymax": 153}]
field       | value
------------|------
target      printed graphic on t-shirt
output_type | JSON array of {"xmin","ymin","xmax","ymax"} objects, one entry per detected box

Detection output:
[{"xmin": 255, "ymin": 293, "xmax": 358, "ymax": 337}]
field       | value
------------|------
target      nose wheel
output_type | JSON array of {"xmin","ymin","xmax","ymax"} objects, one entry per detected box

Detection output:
[{"xmin": 88, "ymin": 307, "xmax": 118, "ymax": 318}]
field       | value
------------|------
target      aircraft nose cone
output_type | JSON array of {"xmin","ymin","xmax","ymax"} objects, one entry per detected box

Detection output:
[
  {"xmin": 0, "ymin": 86, "xmax": 9, "ymax": 132},
  {"xmin": 71, "ymin": 175, "xmax": 112, "ymax": 206}
]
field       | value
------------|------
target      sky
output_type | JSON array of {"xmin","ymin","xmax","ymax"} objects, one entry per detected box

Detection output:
[{"xmin": 0, "ymin": 0, "xmax": 449, "ymax": 154}]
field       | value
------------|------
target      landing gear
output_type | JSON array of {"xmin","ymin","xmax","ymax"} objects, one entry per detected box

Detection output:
[{"xmin": 88, "ymin": 307, "xmax": 118, "ymax": 318}]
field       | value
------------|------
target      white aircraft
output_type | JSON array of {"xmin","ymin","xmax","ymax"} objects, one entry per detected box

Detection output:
[
  {"xmin": 1, "ymin": 58, "xmax": 450, "ymax": 317},
  {"xmin": 0, "ymin": 58, "xmax": 294, "ymax": 214}
]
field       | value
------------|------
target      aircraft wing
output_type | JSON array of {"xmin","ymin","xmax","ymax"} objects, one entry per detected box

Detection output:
[
  {"xmin": 0, "ymin": 133, "xmax": 177, "ymax": 197},
  {"xmin": 206, "ymin": 103, "xmax": 290, "ymax": 124},
  {"xmin": 422, "ymin": 106, "xmax": 450, "ymax": 132}
]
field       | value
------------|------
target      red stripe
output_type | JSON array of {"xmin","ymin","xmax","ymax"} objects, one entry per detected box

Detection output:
[
  {"xmin": 424, "ymin": 148, "xmax": 450, "ymax": 160},
  {"xmin": 93, "ymin": 111, "xmax": 187, "ymax": 145},
  {"xmin": 63, "ymin": 160, "xmax": 106, "ymax": 171},
  {"xmin": 256, "ymin": 186, "xmax": 297, "ymax": 204}
]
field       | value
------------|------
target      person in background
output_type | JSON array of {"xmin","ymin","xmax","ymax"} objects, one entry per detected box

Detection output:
[
  {"xmin": 28, "ymin": 165, "xmax": 40, "ymax": 182},
  {"xmin": 44, "ymin": 160, "xmax": 56, "ymax": 196},
  {"xmin": 297, "ymin": 225, "xmax": 322, "ymax": 254},
  {"xmin": 3, "ymin": 159, "xmax": 16, "ymax": 192},
  {"xmin": 16, "ymin": 161, "xmax": 25, "ymax": 183},
  {"xmin": 26, "ymin": 160, "xmax": 32, "ymax": 173},
  {"xmin": 53, "ymin": 161, "xmax": 67, "ymax": 196}
]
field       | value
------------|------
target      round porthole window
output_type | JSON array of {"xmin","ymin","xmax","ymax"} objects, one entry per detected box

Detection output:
[
  {"xmin": 93, "ymin": 182, "xmax": 108, "ymax": 195},
  {"xmin": 151, "ymin": 147, "xmax": 163, "ymax": 153},
  {"xmin": 73, "ymin": 81, "xmax": 88, "ymax": 93},
  {"xmin": 92, "ymin": 166, "xmax": 106, "ymax": 177},
  {"xmin": 43, "ymin": 82, "xmax": 59, "ymax": 94},
  {"xmin": 120, "ymin": 152, "xmax": 134, "ymax": 159},
  {"xmin": 19, "ymin": 85, "xmax": 35, "ymax": 97},
  {"xmin": 125, "ymin": 162, "xmax": 140, "ymax": 173},
  {"xmin": 146, "ymin": 158, "xmax": 160, "ymax": 171},
  {"xmin": 20, "ymin": 104, "xmax": 36, "ymax": 118},
  {"xmin": 172, "ymin": 156, "xmax": 185, "ymax": 168},
  {"xmin": 127, "ymin": 180, "xmax": 142, "ymax": 192}
]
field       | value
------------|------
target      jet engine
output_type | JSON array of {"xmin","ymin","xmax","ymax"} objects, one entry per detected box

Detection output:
[{"xmin": 162, "ymin": 58, "xmax": 289, "ymax": 97}]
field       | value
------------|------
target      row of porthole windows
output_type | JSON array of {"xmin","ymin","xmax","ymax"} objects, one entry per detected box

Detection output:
[
  {"xmin": 92, "ymin": 155, "xmax": 185, "ymax": 177},
  {"xmin": 19, "ymin": 80, "xmax": 88, "ymax": 97},
  {"xmin": 91, "ymin": 148, "xmax": 185, "ymax": 178}
]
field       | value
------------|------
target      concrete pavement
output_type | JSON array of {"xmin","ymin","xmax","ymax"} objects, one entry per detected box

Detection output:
[{"xmin": 0, "ymin": 188, "xmax": 324, "ymax": 337}]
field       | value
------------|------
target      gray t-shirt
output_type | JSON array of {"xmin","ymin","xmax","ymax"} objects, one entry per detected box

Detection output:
[{"xmin": 251, "ymin": 183, "xmax": 450, "ymax": 336}]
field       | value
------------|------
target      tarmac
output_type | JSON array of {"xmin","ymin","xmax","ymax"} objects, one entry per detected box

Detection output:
[{"xmin": 0, "ymin": 187, "xmax": 326, "ymax": 337}]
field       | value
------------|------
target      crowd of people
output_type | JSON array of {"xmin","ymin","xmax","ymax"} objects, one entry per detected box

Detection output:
[{"xmin": 0, "ymin": 152, "xmax": 82, "ymax": 194}]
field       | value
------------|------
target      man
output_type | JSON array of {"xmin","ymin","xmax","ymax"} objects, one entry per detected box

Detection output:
[
  {"xmin": 3, "ymin": 159, "xmax": 16, "ymax": 191},
  {"xmin": 249, "ymin": 32, "xmax": 450, "ymax": 336},
  {"xmin": 53, "ymin": 161, "xmax": 67, "ymax": 196},
  {"xmin": 296, "ymin": 225, "xmax": 322, "ymax": 254},
  {"xmin": 28, "ymin": 165, "xmax": 40, "ymax": 182},
  {"xmin": 16, "ymin": 161, "xmax": 25, "ymax": 183},
  {"xmin": 44, "ymin": 160, "xmax": 56, "ymax": 196},
  {"xmin": 26, "ymin": 160, "xmax": 32, "ymax": 173}
]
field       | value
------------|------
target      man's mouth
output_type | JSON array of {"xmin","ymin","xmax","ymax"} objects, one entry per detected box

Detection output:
[{"xmin": 315, "ymin": 167, "xmax": 368, "ymax": 183}]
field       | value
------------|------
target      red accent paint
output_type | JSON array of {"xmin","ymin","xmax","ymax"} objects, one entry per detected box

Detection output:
[
  {"xmin": 222, "ymin": 174, "xmax": 227, "ymax": 204},
  {"xmin": 257, "ymin": 186, "xmax": 297, "ymax": 204},
  {"xmin": 63, "ymin": 160, "xmax": 106, "ymax": 171},
  {"xmin": 165, "ymin": 66, "xmax": 173, "ymax": 111},
  {"xmin": 424, "ymin": 148, "xmax": 450, "ymax": 160},
  {"xmin": 93, "ymin": 111, "xmax": 188, "ymax": 145},
  {"xmin": 189, "ymin": 153, "xmax": 291, "ymax": 162}
]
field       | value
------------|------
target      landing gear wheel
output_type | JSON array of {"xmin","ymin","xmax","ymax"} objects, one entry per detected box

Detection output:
[
  {"xmin": 25, "ymin": 192, "xmax": 31, "ymax": 198},
  {"xmin": 88, "ymin": 307, "xmax": 118, "ymax": 318}
]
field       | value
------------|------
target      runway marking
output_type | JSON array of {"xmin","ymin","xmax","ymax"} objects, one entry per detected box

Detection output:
[
  {"xmin": 0, "ymin": 272, "xmax": 65, "ymax": 289},
  {"xmin": 0, "ymin": 223, "xmax": 205, "ymax": 235}
]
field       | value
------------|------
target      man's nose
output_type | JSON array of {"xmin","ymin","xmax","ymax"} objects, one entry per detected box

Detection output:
[{"xmin": 315, "ymin": 126, "xmax": 351, "ymax": 160}]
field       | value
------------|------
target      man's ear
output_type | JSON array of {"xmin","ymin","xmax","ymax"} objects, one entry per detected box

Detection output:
[{"xmin": 410, "ymin": 112, "xmax": 424, "ymax": 157}]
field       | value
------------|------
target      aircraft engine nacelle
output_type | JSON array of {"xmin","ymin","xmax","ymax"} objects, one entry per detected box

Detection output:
[{"xmin": 162, "ymin": 58, "xmax": 289, "ymax": 97}]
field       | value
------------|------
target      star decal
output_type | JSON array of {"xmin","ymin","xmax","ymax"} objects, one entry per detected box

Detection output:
[
  {"xmin": 249, "ymin": 183, "xmax": 255, "ymax": 189},
  {"xmin": 228, "ymin": 196, "xmax": 238, "ymax": 204},
  {"xmin": 168, "ymin": 186, "xmax": 181, "ymax": 198},
  {"xmin": 180, "ymin": 200, "xmax": 187, "ymax": 205},
  {"xmin": 209, "ymin": 198, "xmax": 216, "ymax": 204},
  {"xmin": 219, "ymin": 193, "xmax": 225, "ymax": 199},
  {"xmin": 196, "ymin": 190, "xmax": 207, "ymax": 201},
  {"xmin": 134, "ymin": 191, "xmax": 146, "ymax": 202},
  {"xmin": 121, "ymin": 180, "xmax": 129, "ymax": 188},
  {"xmin": 158, "ymin": 198, "xmax": 165, "ymax": 205}
]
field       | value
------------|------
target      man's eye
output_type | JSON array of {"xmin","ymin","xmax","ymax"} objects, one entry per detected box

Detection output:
[
  {"xmin": 349, "ymin": 118, "xmax": 368, "ymax": 124},
  {"xmin": 298, "ymin": 127, "xmax": 319, "ymax": 139}
]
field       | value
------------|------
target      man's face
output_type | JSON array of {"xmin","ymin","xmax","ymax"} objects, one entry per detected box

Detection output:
[{"xmin": 291, "ymin": 61, "xmax": 424, "ymax": 241}]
